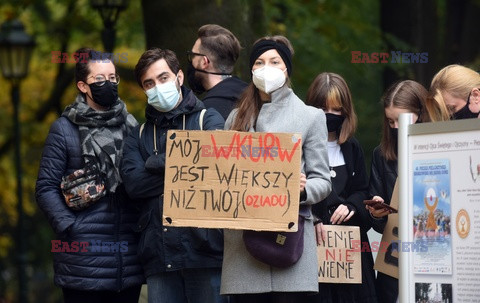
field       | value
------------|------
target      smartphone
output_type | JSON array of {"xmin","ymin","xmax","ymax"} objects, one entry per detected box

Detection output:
[{"xmin": 363, "ymin": 200, "xmax": 398, "ymax": 213}]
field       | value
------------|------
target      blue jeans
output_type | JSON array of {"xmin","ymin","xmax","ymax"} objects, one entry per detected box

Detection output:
[{"xmin": 147, "ymin": 268, "xmax": 228, "ymax": 303}]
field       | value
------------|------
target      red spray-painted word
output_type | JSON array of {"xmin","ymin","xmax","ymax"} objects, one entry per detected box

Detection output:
[
  {"xmin": 245, "ymin": 194, "xmax": 288, "ymax": 208},
  {"xmin": 210, "ymin": 133, "xmax": 301, "ymax": 163}
]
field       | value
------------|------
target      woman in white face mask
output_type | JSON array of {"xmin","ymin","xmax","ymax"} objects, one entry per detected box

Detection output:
[{"xmin": 220, "ymin": 36, "xmax": 332, "ymax": 303}]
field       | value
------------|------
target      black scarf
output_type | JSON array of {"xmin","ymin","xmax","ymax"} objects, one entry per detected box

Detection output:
[{"xmin": 62, "ymin": 94, "xmax": 137, "ymax": 193}]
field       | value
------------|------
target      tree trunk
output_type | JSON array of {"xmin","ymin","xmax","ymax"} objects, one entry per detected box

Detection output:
[
  {"xmin": 445, "ymin": 0, "xmax": 480, "ymax": 64},
  {"xmin": 380, "ymin": 0, "xmax": 440, "ymax": 89},
  {"xmin": 141, "ymin": 0, "xmax": 265, "ymax": 80}
]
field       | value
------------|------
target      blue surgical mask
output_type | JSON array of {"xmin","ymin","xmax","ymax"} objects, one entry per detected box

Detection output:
[{"xmin": 145, "ymin": 77, "xmax": 180, "ymax": 112}]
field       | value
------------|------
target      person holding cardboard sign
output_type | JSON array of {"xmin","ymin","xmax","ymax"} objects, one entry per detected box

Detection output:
[
  {"xmin": 220, "ymin": 35, "xmax": 332, "ymax": 302},
  {"xmin": 367, "ymin": 80, "xmax": 433, "ymax": 303},
  {"xmin": 121, "ymin": 48, "xmax": 227, "ymax": 303},
  {"xmin": 305, "ymin": 72, "xmax": 377, "ymax": 303}
]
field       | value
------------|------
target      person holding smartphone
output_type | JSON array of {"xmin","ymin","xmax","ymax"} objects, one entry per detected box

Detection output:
[{"xmin": 367, "ymin": 80, "xmax": 434, "ymax": 303}]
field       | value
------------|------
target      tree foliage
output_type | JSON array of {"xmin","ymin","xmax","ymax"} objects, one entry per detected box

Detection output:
[
  {"xmin": 0, "ymin": 0, "xmax": 145, "ymax": 300},
  {"xmin": 0, "ymin": 0, "xmax": 478, "ymax": 302}
]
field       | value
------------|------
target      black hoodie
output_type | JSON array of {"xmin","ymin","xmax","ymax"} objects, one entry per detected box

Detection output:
[{"xmin": 202, "ymin": 76, "xmax": 248, "ymax": 120}]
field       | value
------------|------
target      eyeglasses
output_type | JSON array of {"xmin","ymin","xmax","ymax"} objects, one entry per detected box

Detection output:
[
  {"xmin": 87, "ymin": 74, "xmax": 120, "ymax": 86},
  {"xmin": 186, "ymin": 50, "xmax": 207, "ymax": 63}
]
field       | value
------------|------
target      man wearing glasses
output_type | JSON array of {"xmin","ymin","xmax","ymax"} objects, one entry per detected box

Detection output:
[
  {"xmin": 187, "ymin": 24, "xmax": 247, "ymax": 120},
  {"xmin": 121, "ymin": 48, "xmax": 226, "ymax": 303}
]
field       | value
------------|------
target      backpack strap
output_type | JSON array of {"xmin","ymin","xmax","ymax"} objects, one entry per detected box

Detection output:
[
  {"xmin": 199, "ymin": 108, "xmax": 207, "ymax": 131},
  {"xmin": 139, "ymin": 123, "xmax": 146, "ymax": 138},
  {"xmin": 140, "ymin": 108, "xmax": 206, "ymax": 139}
]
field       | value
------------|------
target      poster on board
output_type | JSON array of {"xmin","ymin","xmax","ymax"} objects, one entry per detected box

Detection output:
[
  {"xmin": 401, "ymin": 118, "xmax": 480, "ymax": 303},
  {"xmin": 412, "ymin": 159, "xmax": 452, "ymax": 275}
]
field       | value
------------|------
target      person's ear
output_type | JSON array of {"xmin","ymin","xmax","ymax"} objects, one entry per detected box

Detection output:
[
  {"xmin": 200, "ymin": 55, "xmax": 209, "ymax": 69},
  {"xmin": 177, "ymin": 70, "xmax": 184, "ymax": 86},
  {"xmin": 77, "ymin": 81, "xmax": 88, "ymax": 94},
  {"xmin": 471, "ymin": 87, "xmax": 480, "ymax": 104}
]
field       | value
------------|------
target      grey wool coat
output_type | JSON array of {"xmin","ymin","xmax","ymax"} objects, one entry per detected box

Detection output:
[{"xmin": 220, "ymin": 85, "xmax": 332, "ymax": 294}]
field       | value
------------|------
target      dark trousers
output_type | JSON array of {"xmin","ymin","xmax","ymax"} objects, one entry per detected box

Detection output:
[
  {"xmin": 62, "ymin": 285, "xmax": 142, "ymax": 303},
  {"xmin": 232, "ymin": 292, "xmax": 309, "ymax": 303},
  {"xmin": 375, "ymin": 272, "xmax": 398, "ymax": 303}
]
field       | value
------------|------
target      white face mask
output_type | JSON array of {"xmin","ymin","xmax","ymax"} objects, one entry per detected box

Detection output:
[
  {"xmin": 252, "ymin": 66, "xmax": 287, "ymax": 94},
  {"xmin": 145, "ymin": 77, "xmax": 180, "ymax": 112}
]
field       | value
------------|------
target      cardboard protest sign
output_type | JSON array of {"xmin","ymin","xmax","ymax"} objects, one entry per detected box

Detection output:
[
  {"xmin": 317, "ymin": 225, "xmax": 362, "ymax": 283},
  {"xmin": 163, "ymin": 130, "xmax": 302, "ymax": 232},
  {"xmin": 374, "ymin": 180, "xmax": 399, "ymax": 279}
]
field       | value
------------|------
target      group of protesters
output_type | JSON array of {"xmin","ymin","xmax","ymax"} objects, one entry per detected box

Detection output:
[{"xmin": 35, "ymin": 23, "xmax": 479, "ymax": 303}]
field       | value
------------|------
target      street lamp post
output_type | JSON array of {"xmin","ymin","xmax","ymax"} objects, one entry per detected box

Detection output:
[
  {"xmin": 90, "ymin": 0, "xmax": 129, "ymax": 53},
  {"xmin": 0, "ymin": 19, "xmax": 35, "ymax": 303}
]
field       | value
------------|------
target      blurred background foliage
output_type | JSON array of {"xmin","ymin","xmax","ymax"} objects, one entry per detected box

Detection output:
[{"xmin": 0, "ymin": 0, "xmax": 478, "ymax": 302}]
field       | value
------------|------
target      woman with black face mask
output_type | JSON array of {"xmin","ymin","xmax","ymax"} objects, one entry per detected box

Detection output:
[
  {"xmin": 428, "ymin": 64, "xmax": 480, "ymax": 120},
  {"xmin": 305, "ymin": 72, "xmax": 376, "ymax": 303},
  {"xmin": 36, "ymin": 48, "xmax": 143, "ymax": 303},
  {"xmin": 366, "ymin": 80, "xmax": 437, "ymax": 303}
]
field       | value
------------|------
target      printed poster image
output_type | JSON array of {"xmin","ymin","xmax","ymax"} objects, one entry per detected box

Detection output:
[
  {"xmin": 469, "ymin": 154, "xmax": 480, "ymax": 183},
  {"xmin": 415, "ymin": 282, "xmax": 453, "ymax": 303},
  {"xmin": 412, "ymin": 159, "xmax": 452, "ymax": 275}
]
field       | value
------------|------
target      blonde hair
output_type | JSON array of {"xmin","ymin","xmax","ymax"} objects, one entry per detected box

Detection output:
[{"xmin": 429, "ymin": 64, "xmax": 480, "ymax": 121}]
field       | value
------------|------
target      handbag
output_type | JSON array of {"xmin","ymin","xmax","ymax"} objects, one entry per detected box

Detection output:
[
  {"xmin": 61, "ymin": 162, "xmax": 106, "ymax": 211},
  {"xmin": 243, "ymin": 214, "xmax": 305, "ymax": 268}
]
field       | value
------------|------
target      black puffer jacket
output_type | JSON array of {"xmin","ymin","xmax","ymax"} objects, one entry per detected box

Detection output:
[
  {"xmin": 121, "ymin": 88, "xmax": 225, "ymax": 278},
  {"xmin": 35, "ymin": 116, "xmax": 144, "ymax": 291},
  {"xmin": 368, "ymin": 145, "xmax": 398, "ymax": 233}
]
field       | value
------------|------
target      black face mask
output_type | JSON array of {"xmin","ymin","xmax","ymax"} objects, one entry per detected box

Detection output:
[
  {"xmin": 186, "ymin": 61, "xmax": 232, "ymax": 95},
  {"xmin": 390, "ymin": 127, "xmax": 398, "ymax": 138},
  {"xmin": 186, "ymin": 62, "xmax": 207, "ymax": 94},
  {"xmin": 88, "ymin": 81, "xmax": 118, "ymax": 107},
  {"xmin": 325, "ymin": 113, "xmax": 345, "ymax": 133},
  {"xmin": 452, "ymin": 95, "xmax": 479, "ymax": 120}
]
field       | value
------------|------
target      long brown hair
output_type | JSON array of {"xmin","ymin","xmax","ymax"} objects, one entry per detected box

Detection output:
[
  {"xmin": 380, "ymin": 80, "xmax": 428, "ymax": 161},
  {"xmin": 229, "ymin": 35, "xmax": 294, "ymax": 131},
  {"xmin": 306, "ymin": 72, "xmax": 357, "ymax": 144}
]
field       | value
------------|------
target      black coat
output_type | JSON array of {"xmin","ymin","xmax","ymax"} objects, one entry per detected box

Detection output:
[
  {"xmin": 312, "ymin": 137, "xmax": 377, "ymax": 303},
  {"xmin": 368, "ymin": 146, "xmax": 398, "ymax": 233},
  {"xmin": 368, "ymin": 146, "xmax": 399, "ymax": 303},
  {"xmin": 121, "ymin": 88, "xmax": 225, "ymax": 278},
  {"xmin": 202, "ymin": 76, "xmax": 247, "ymax": 120},
  {"xmin": 312, "ymin": 137, "xmax": 370, "ymax": 231},
  {"xmin": 35, "ymin": 116, "xmax": 144, "ymax": 291}
]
